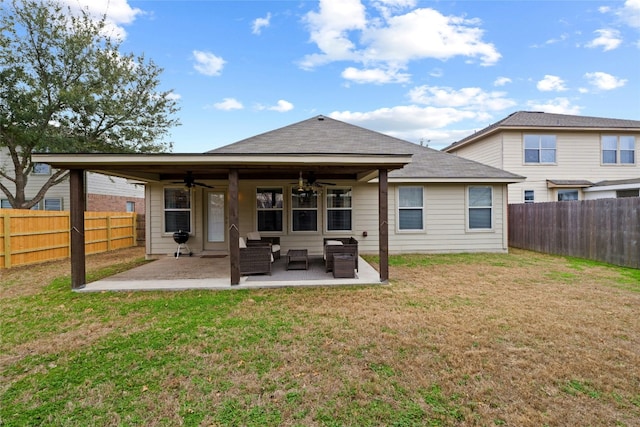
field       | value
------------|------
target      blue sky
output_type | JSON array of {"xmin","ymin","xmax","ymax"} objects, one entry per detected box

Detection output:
[{"xmin": 65, "ymin": 0, "xmax": 639, "ymax": 151}]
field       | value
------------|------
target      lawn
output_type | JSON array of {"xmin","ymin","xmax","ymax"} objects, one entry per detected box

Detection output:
[{"xmin": 1, "ymin": 247, "xmax": 639, "ymax": 426}]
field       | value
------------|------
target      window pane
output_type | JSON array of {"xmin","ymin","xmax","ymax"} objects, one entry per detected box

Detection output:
[
  {"xmin": 399, "ymin": 209, "xmax": 423, "ymax": 230},
  {"xmin": 557, "ymin": 190, "xmax": 578, "ymax": 201},
  {"xmin": 33, "ymin": 163, "xmax": 51, "ymax": 174},
  {"xmin": 327, "ymin": 210, "xmax": 352, "ymax": 231},
  {"xmin": 291, "ymin": 193, "xmax": 317, "ymax": 209},
  {"xmin": 126, "ymin": 201, "xmax": 135, "ymax": 212},
  {"xmin": 165, "ymin": 188, "xmax": 190, "ymax": 209},
  {"xmin": 469, "ymin": 187, "xmax": 491, "ymax": 207},
  {"xmin": 469, "ymin": 208, "xmax": 491, "ymax": 229},
  {"xmin": 540, "ymin": 149, "xmax": 556, "ymax": 163},
  {"xmin": 540, "ymin": 135, "xmax": 556, "ymax": 148},
  {"xmin": 524, "ymin": 149, "xmax": 539, "ymax": 163},
  {"xmin": 327, "ymin": 189, "xmax": 352, "ymax": 208},
  {"xmin": 620, "ymin": 150, "xmax": 634, "ymax": 164},
  {"xmin": 1, "ymin": 199, "xmax": 10, "ymax": 208},
  {"xmin": 603, "ymin": 150, "xmax": 617, "ymax": 164},
  {"xmin": 620, "ymin": 136, "xmax": 635, "ymax": 150},
  {"xmin": 602, "ymin": 136, "xmax": 618, "ymax": 150},
  {"xmin": 44, "ymin": 199, "xmax": 61, "ymax": 211},
  {"xmin": 292, "ymin": 210, "xmax": 317, "ymax": 231},
  {"xmin": 258, "ymin": 211, "xmax": 283, "ymax": 232},
  {"xmin": 524, "ymin": 135, "xmax": 539, "ymax": 149},
  {"xmin": 257, "ymin": 188, "xmax": 283, "ymax": 208},
  {"xmin": 524, "ymin": 190, "xmax": 534, "ymax": 203},
  {"xmin": 165, "ymin": 211, "xmax": 190, "ymax": 233},
  {"xmin": 399, "ymin": 187, "xmax": 422, "ymax": 207}
]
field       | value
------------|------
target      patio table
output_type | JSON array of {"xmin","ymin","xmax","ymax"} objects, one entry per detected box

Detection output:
[{"xmin": 286, "ymin": 249, "xmax": 309, "ymax": 270}]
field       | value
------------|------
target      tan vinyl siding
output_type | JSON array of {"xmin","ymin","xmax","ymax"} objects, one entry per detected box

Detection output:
[
  {"xmin": 147, "ymin": 180, "xmax": 510, "ymax": 256},
  {"xmin": 449, "ymin": 133, "xmax": 503, "ymax": 169},
  {"xmin": 454, "ymin": 130, "xmax": 640, "ymax": 203}
]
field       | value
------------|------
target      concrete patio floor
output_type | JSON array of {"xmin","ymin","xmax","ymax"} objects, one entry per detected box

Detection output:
[{"xmin": 77, "ymin": 254, "xmax": 383, "ymax": 292}]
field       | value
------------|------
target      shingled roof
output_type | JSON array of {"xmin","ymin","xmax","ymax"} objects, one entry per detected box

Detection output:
[
  {"xmin": 210, "ymin": 115, "xmax": 524, "ymax": 182},
  {"xmin": 444, "ymin": 111, "xmax": 640, "ymax": 152}
]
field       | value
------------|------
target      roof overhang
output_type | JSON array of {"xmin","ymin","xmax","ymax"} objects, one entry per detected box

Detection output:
[
  {"xmin": 385, "ymin": 177, "xmax": 526, "ymax": 184},
  {"xmin": 546, "ymin": 179, "xmax": 593, "ymax": 188},
  {"xmin": 31, "ymin": 153, "xmax": 412, "ymax": 183}
]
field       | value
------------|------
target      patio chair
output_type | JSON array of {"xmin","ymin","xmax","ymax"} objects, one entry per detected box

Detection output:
[
  {"xmin": 239, "ymin": 237, "xmax": 272, "ymax": 275},
  {"xmin": 324, "ymin": 237, "xmax": 358, "ymax": 272},
  {"xmin": 246, "ymin": 231, "xmax": 281, "ymax": 260}
]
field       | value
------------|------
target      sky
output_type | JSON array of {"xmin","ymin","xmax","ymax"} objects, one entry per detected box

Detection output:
[{"xmin": 59, "ymin": 0, "xmax": 639, "ymax": 151}]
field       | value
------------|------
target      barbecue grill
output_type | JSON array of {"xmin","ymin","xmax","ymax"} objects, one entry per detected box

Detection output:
[{"xmin": 173, "ymin": 230, "xmax": 192, "ymax": 258}]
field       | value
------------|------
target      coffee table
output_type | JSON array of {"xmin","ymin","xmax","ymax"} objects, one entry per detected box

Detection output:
[{"xmin": 286, "ymin": 249, "xmax": 308, "ymax": 270}]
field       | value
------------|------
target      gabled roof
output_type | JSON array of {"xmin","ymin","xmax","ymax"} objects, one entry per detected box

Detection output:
[
  {"xmin": 444, "ymin": 111, "xmax": 640, "ymax": 152},
  {"xmin": 212, "ymin": 115, "xmax": 524, "ymax": 183}
]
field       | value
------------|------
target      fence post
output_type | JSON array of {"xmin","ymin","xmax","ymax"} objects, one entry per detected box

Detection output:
[
  {"xmin": 3, "ymin": 212, "xmax": 10, "ymax": 268},
  {"xmin": 107, "ymin": 215, "xmax": 112, "ymax": 251}
]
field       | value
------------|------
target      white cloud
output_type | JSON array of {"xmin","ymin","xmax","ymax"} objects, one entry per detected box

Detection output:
[
  {"xmin": 252, "ymin": 12, "xmax": 271, "ymax": 35},
  {"xmin": 213, "ymin": 98, "xmax": 243, "ymax": 111},
  {"xmin": 58, "ymin": 0, "xmax": 143, "ymax": 40},
  {"xmin": 586, "ymin": 29, "xmax": 622, "ymax": 51},
  {"xmin": 408, "ymin": 85, "xmax": 516, "ymax": 111},
  {"xmin": 341, "ymin": 67, "xmax": 410, "ymax": 84},
  {"xmin": 537, "ymin": 75, "xmax": 567, "ymax": 92},
  {"xmin": 300, "ymin": 0, "xmax": 501, "ymax": 81},
  {"xmin": 527, "ymin": 98, "xmax": 582, "ymax": 115},
  {"xmin": 584, "ymin": 72, "xmax": 627, "ymax": 90},
  {"xmin": 615, "ymin": 0, "xmax": 640, "ymax": 29},
  {"xmin": 257, "ymin": 100, "xmax": 294, "ymax": 112},
  {"xmin": 192, "ymin": 50, "xmax": 226, "ymax": 76},
  {"xmin": 167, "ymin": 92, "xmax": 182, "ymax": 101},
  {"xmin": 494, "ymin": 77, "xmax": 512, "ymax": 87}
]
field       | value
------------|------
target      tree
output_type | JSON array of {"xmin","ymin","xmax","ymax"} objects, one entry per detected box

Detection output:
[{"xmin": 0, "ymin": 0, "xmax": 180, "ymax": 209}]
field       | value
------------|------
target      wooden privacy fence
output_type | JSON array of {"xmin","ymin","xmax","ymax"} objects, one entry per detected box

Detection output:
[
  {"xmin": 0, "ymin": 209, "xmax": 137, "ymax": 269},
  {"xmin": 509, "ymin": 198, "xmax": 639, "ymax": 269}
]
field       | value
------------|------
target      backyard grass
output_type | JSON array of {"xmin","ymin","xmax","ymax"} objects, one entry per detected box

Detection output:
[{"xmin": 1, "ymin": 247, "xmax": 639, "ymax": 426}]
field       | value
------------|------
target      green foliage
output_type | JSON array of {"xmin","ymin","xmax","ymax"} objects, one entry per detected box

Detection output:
[{"xmin": 0, "ymin": 0, "xmax": 180, "ymax": 208}]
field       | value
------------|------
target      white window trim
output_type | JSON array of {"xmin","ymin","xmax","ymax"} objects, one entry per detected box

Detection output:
[
  {"xmin": 290, "ymin": 188, "xmax": 319, "ymax": 233},
  {"xmin": 32, "ymin": 163, "xmax": 52, "ymax": 175},
  {"xmin": 523, "ymin": 134, "xmax": 557, "ymax": 165},
  {"xmin": 466, "ymin": 185, "xmax": 494, "ymax": 232},
  {"xmin": 524, "ymin": 190, "xmax": 534, "ymax": 204},
  {"xmin": 601, "ymin": 135, "xmax": 636, "ymax": 166},
  {"xmin": 256, "ymin": 186, "xmax": 285, "ymax": 233},
  {"xmin": 325, "ymin": 187, "xmax": 353, "ymax": 233},
  {"xmin": 163, "ymin": 186, "xmax": 193, "ymax": 235},
  {"xmin": 43, "ymin": 198, "xmax": 63, "ymax": 211},
  {"xmin": 396, "ymin": 186, "xmax": 425, "ymax": 233}
]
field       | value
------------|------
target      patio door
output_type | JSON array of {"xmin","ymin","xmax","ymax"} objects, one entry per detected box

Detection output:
[{"xmin": 205, "ymin": 191, "xmax": 226, "ymax": 251}]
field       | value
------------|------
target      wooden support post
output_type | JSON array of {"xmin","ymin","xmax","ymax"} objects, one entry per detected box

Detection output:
[
  {"xmin": 228, "ymin": 169, "xmax": 240, "ymax": 285},
  {"xmin": 378, "ymin": 169, "xmax": 389, "ymax": 282},
  {"xmin": 70, "ymin": 169, "xmax": 86, "ymax": 290}
]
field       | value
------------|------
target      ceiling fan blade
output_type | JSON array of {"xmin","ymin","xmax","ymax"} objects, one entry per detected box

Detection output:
[{"xmin": 195, "ymin": 182, "xmax": 214, "ymax": 188}]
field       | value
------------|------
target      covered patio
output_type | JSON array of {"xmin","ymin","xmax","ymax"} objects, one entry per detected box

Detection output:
[{"xmin": 77, "ymin": 253, "xmax": 382, "ymax": 292}]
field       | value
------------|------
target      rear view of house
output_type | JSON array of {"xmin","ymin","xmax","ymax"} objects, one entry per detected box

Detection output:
[{"xmin": 443, "ymin": 111, "xmax": 640, "ymax": 203}]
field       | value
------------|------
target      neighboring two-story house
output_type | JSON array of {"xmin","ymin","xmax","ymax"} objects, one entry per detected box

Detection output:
[
  {"xmin": 443, "ymin": 111, "xmax": 640, "ymax": 203},
  {"xmin": 1, "ymin": 149, "xmax": 145, "ymax": 213}
]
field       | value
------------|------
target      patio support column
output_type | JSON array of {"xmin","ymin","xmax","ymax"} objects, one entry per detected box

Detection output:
[
  {"xmin": 69, "ymin": 169, "xmax": 86, "ymax": 290},
  {"xmin": 378, "ymin": 168, "xmax": 389, "ymax": 282},
  {"xmin": 229, "ymin": 168, "xmax": 240, "ymax": 285}
]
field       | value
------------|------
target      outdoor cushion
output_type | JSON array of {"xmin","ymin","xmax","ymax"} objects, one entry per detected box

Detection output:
[
  {"xmin": 247, "ymin": 231, "xmax": 261, "ymax": 241},
  {"xmin": 239, "ymin": 237, "xmax": 247, "ymax": 248},
  {"xmin": 324, "ymin": 240, "xmax": 343, "ymax": 260}
]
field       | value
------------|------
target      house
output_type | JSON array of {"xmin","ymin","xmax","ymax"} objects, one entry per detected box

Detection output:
[
  {"xmin": 443, "ymin": 111, "xmax": 640, "ymax": 203},
  {"xmin": 0, "ymin": 148, "xmax": 145, "ymax": 213},
  {"xmin": 32, "ymin": 115, "xmax": 524, "ymax": 287}
]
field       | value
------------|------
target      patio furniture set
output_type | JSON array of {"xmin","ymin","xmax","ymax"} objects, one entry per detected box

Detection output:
[{"xmin": 239, "ymin": 232, "xmax": 358, "ymax": 278}]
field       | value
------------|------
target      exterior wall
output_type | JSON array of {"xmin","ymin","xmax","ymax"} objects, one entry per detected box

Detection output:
[
  {"xmin": 451, "ymin": 132, "xmax": 504, "ymax": 169},
  {"xmin": 1, "ymin": 149, "xmax": 145, "ymax": 211},
  {"xmin": 450, "ymin": 130, "xmax": 640, "ymax": 203},
  {"xmin": 146, "ymin": 180, "xmax": 509, "ymax": 257}
]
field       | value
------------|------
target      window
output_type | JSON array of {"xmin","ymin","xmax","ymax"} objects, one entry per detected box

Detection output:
[
  {"xmin": 291, "ymin": 191, "xmax": 317, "ymax": 232},
  {"xmin": 524, "ymin": 190, "xmax": 535, "ymax": 203},
  {"xmin": 557, "ymin": 189, "xmax": 578, "ymax": 201},
  {"xmin": 524, "ymin": 135, "xmax": 556, "ymax": 164},
  {"xmin": 1, "ymin": 199, "xmax": 10, "ymax": 208},
  {"xmin": 44, "ymin": 198, "xmax": 62, "ymax": 211},
  {"xmin": 616, "ymin": 189, "xmax": 638, "ymax": 198},
  {"xmin": 602, "ymin": 136, "xmax": 635, "ymax": 164},
  {"xmin": 398, "ymin": 186, "xmax": 424, "ymax": 230},
  {"xmin": 468, "ymin": 186, "xmax": 492, "ymax": 230},
  {"xmin": 32, "ymin": 163, "xmax": 51, "ymax": 175},
  {"xmin": 256, "ymin": 187, "xmax": 283, "ymax": 232},
  {"xmin": 164, "ymin": 188, "xmax": 191, "ymax": 233},
  {"xmin": 326, "ymin": 188, "xmax": 352, "ymax": 231},
  {"xmin": 126, "ymin": 201, "xmax": 135, "ymax": 212}
]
